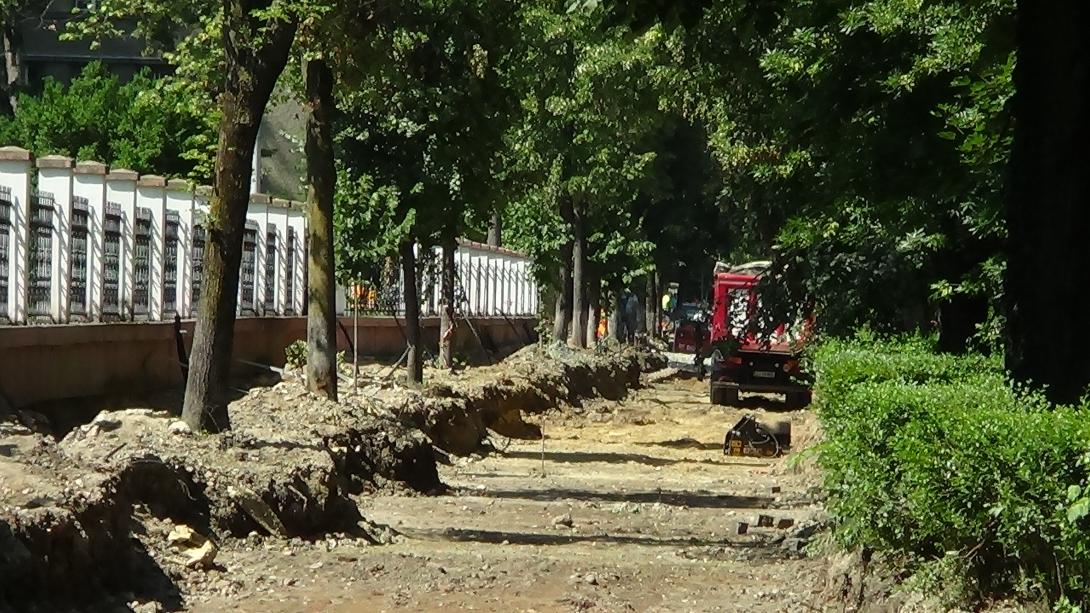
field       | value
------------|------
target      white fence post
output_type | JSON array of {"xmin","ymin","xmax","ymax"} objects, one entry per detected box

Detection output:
[
  {"xmin": 36, "ymin": 155, "xmax": 72, "ymax": 323},
  {"xmin": 0, "ymin": 147, "xmax": 32, "ymax": 324},
  {"xmin": 246, "ymin": 194, "xmax": 269, "ymax": 316},
  {"xmin": 287, "ymin": 203, "xmax": 306, "ymax": 315},
  {"xmin": 73, "ymin": 161, "xmax": 107, "ymax": 321},
  {"xmin": 136, "ymin": 175, "xmax": 166, "ymax": 321},
  {"xmin": 165, "ymin": 179, "xmax": 192, "ymax": 319},
  {"xmin": 105, "ymin": 169, "xmax": 137, "ymax": 320}
]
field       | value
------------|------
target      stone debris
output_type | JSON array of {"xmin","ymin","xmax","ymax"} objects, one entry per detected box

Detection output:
[
  {"xmin": 552, "ymin": 512, "xmax": 574, "ymax": 528},
  {"xmin": 168, "ymin": 525, "xmax": 218, "ymax": 569}
]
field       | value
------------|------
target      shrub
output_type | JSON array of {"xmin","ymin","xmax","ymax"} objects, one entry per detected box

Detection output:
[
  {"xmin": 285, "ymin": 340, "xmax": 307, "ymax": 370},
  {"xmin": 816, "ymin": 336, "xmax": 1090, "ymax": 605}
]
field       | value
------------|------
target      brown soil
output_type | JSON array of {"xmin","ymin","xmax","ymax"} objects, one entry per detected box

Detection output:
[{"xmin": 186, "ymin": 370, "xmax": 830, "ymax": 613}]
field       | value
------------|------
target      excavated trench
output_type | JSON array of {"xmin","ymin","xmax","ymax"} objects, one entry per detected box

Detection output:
[{"xmin": 0, "ymin": 345, "xmax": 665, "ymax": 610}]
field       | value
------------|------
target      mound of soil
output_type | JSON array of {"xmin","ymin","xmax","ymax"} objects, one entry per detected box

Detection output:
[
  {"xmin": 385, "ymin": 343, "xmax": 667, "ymax": 455},
  {"xmin": 0, "ymin": 386, "xmax": 438, "ymax": 609}
]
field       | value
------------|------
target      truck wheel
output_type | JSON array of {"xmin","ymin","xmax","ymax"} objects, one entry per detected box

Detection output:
[
  {"xmin": 710, "ymin": 383, "xmax": 726, "ymax": 406},
  {"xmin": 786, "ymin": 390, "xmax": 812, "ymax": 409},
  {"xmin": 725, "ymin": 387, "xmax": 740, "ymax": 406},
  {"xmin": 711, "ymin": 383, "xmax": 738, "ymax": 406}
]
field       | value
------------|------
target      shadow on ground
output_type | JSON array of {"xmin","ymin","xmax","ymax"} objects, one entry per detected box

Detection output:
[{"xmin": 464, "ymin": 486, "xmax": 772, "ymax": 510}]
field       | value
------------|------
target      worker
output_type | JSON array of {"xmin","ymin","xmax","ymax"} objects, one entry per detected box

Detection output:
[{"xmin": 623, "ymin": 291, "xmax": 639, "ymax": 343}]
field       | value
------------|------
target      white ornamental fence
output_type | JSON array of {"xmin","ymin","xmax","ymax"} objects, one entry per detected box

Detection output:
[
  {"xmin": 0, "ymin": 147, "xmax": 306, "ymax": 324},
  {"xmin": 334, "ymin": 240, "xmax": 540, "ymax": 318},
  {"xmin": 0, "ymin": 146, "xmax": 540, "ymax": 326}
]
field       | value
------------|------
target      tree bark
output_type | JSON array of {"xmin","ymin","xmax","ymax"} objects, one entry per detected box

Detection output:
[
  {"xmin": 569, "ymin": 199, "xmax": 587, "ymax": 348},
  {"xmin": 635, "ymin": 280, "xmax": 647, "ymax": 335},
  {"xmin": 487, "ymin": 210, "xmax": 502, "ymax": 247},
  {"xmin": 439, "ymin": 237, "xmax": 456, "ymax": 370},
  {"xmin": 304, "ymin": 58, "xmax": 338, "ymax": 401},
  {"xmin": 400, "ymin": 240, "xmax": 424, "ymax": 386},
  {"xmin": 645, "ymin": 271, "xmax": 659, "ymax": 339},
  {"xmin": 1005, "ymin": 1, "xmax": 1090, "ymax": 404},
  {"xmin": 552, "ymin": 201, "xmax": 575, "ymax": 342},
  {"xmin": 182, "ymin": 1, "xmax": 297, "ymax": 433}
]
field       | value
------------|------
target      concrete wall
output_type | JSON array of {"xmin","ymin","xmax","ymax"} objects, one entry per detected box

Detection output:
[{"xmin": 0, "ymin": 316, "xmax": 538, "ymax": 410}]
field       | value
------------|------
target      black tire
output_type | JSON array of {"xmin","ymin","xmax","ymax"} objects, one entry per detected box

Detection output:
[
  {"xmin": 785, "ymin": 390, "xmax": 812, "ymax": 409},
  {"xmin": 724, "ymin": 387, "xmax": 740, "ymax": 406},
  {"xmin": 710, "ymin": 382, "xmax": 726, "ymax": 405}
]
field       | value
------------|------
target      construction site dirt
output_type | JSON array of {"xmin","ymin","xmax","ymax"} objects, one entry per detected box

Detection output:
[
  {"xmin": 194, "ymin": 371, "xmax": 829, "ymax": 612},
  {"xmin": 2, "ymin": 348, "xmax": 834, "ymax": 612}
]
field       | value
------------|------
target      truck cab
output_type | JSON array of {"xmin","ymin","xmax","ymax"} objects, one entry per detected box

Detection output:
[{"xmin": 706, "ymin": 262, "xmax": 813, "ymax": 408}]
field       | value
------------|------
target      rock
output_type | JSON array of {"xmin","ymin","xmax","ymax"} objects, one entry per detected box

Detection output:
[
  {"xmin": 791, "ymin": 519, "xmax": 829, "ymax": 540},
  {"xmin": 781, "ymin": 538, "xmax": 806, "ymax": 553},
  {"xmin": 90, "ymin": 414, "xmax": 122, "ymax": 432},
  {"xmin": 184, "ymin": 540, "xmax": 218, "ymax": 569},
  {"xmin": 776, "ymin": 517, "xmax": 795, "ymax": 530},
  {"xmin": 17, "ymin": 410, "xmax": 51, "ymax": 435},
  {"xmin": 168, "ymin": 420, "xmax": 192, "ymax": 435},
  {"xmin": 167, "ymin": 524, "xmax": 218, "ymax": 569},
  {"xmin": 583, "ymin": 573, "xmax": 599, "ymax": 586},
  {"xmin": 129, "ymin": 601, "xmax": 163, "ymax": 613},
  {"xmin": 552, "ymin": 512, "xmax": 574, "ymax": 528}
]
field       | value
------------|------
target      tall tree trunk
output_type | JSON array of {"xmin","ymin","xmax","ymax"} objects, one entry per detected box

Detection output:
[
  {"xmin": 552, "ymin": 201, "xmax": 575, "ymax": 342},
  {"xmin": 304, "ymin": 57, "xmax": 337, "ymax": 401},
  {"xmin": 182, "ymin": 2, "xmax": 297, "ymax": 433},
  {"xmin": 400, "ymin": 240, "xmax": 424, "ymax": 387},
  {"xmin": 439, "ymin": 237, "xmax": 456, "ymax": 370},
  {"xmin": 585, "ymin": 273, "xmax": 600, "ymax": 347},
  {"xmin": 569, "ymin": 200, "xmax": 586, "ymax": 348},
  {"xmin": 645, "ymin": 271, "xmax": 659, "ymax": 339},
  {"xmin": 487, "ymin": 210, "xmax": 502, "ymax": 247},
  {"xmin": 1005, "ymin": 1, "xmax": 1090, "ymax": 404}
]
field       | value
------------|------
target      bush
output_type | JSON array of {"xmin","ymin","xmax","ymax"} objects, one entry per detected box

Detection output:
[
  {"xmin": 285, "ymin": 340, "xmax": 307, "ymax": 370},
  {"xmin": 816, "ymin": 336, "xmax": 1090, "ymax": 605},
  {"xmin": 0, "ymin": 62, "xmax": 216, "ymax": 181}
]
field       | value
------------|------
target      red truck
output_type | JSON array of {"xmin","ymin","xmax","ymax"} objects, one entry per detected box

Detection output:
[{"xmin": 705, "ymin": 261, "xmax": 813, "ymax": 408}]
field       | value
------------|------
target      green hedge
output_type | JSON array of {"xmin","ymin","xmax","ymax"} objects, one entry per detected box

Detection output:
[{"xmin": 815, "ymin": 336, "xmax": 1090, "ymax": 605}]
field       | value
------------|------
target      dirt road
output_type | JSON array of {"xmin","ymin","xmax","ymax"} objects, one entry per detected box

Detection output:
[{"xmin": 192, "ymin": 369, "xmax": 826, "ymax": 613}]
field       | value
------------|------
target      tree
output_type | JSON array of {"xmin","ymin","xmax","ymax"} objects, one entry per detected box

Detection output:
[
  {"xmin": 182, "ymin": 0, "xmax": 297, "ymax": 431},
  {"xmin": 501, "ymin": 3, "xmax": 671, "ymax": 347},
  {"xmin": 303, "ymin": 57, "xmax": 338, "ymax": 400},
  {"xmin": 334, "ymin": 0, "xmax": 518, "ymax": 381},
  {"xmin": 1004, "ymin": 1, "xmax": 1090, "ymax": 404}
]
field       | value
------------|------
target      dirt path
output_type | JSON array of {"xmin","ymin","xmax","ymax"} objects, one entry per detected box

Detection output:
[{"xmin": 193, "ymin": 370, "xmax": 826, "ymax": 613}]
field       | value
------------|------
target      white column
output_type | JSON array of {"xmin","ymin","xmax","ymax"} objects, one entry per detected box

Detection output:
[
  {"xmin": 268, "ymin": 198, "xmax": 290, "ymax": 315},
  {"xmin": 287, "ymin": 203, "xmax": 306, "ymax": 315},
  {"xmin": 136, "ymin": 175, "xmax": 166, "ymax": 320},
  {"xmin": 270, "ymin": 200, "xmax": 290, "ymax": 315},
  {"xmin": 458, "ymin": 248, "xmax": 471, "ymax": 314},
  {"xmin": 0, "ymin": 146, "xmax": 32, "ymax": 323},
  {"xmin": 246, "ymin": 194, "xmax": 269, "ymax": 315},
  {"xmin": 165, "ymin": 180, "xmax": 193, "ymax": 319},
  {"xmin": 488, "ymin": 255, "xmax": 499, "ymax": 316},
  {"xmin": 471, "ymin": 252, "xmax": 485, "ymax": 316},
  {"xmin": 73, "ymin": 161, "xmax": 107, "ymax": 321},
  {"xmin": 36, "ymin": 155, "xmax": 73, "ymax": 322},
  {"xmin": 106, "ymin": 169, "xmax": 138, "ymax": 320}
]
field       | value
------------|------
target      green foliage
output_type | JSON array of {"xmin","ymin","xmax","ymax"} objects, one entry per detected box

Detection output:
[
  {"xmin": 816, "ymin": 337, "xmax": 1090, "ymax": 606},
  {"xmin": 284, "ymin": 340, "xmax": 308, "ymax": 369},
  {"xmin": 0, "ymin": 63, "xmax": 216, "ymax": 180}
]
